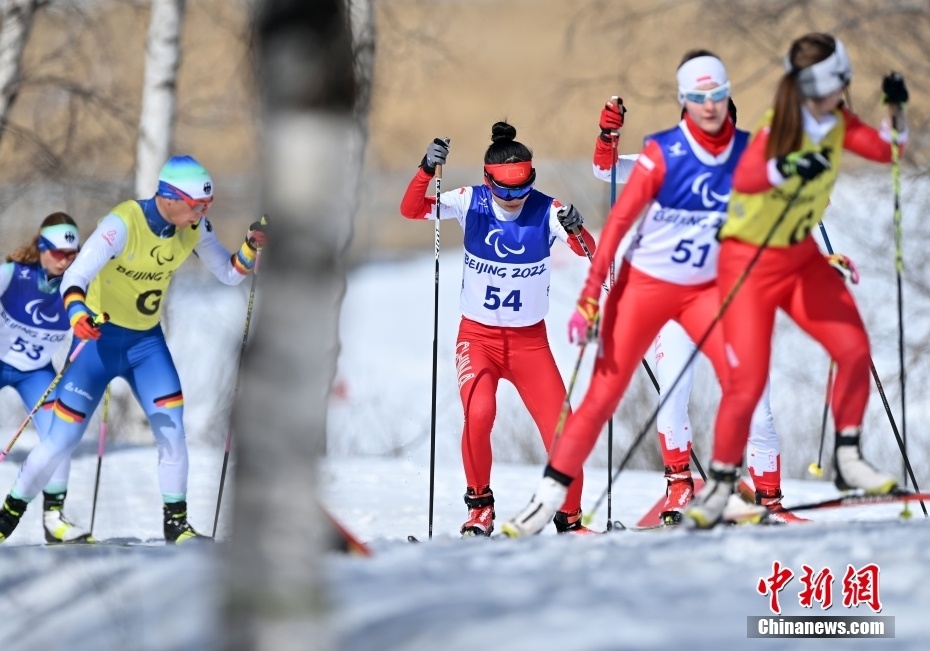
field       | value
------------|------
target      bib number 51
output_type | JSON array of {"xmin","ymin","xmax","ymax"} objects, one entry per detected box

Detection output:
[{"xmin": 671, "ymin": 239, "xmax": 711, "ymax": 268}]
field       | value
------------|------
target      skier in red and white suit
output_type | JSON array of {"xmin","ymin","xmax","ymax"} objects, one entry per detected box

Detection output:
[
  {"xmin": 592, "ymin": 98, "xmax": 797, "ymax": 524},
  {"xmin": 503, "ymin": 50, "xmax": 771, "ymax": 537},
  {"xmin": 686, "ymin": 33, "xmax": 906, "ymax": 528},
  {"xmin": 400, "ymin": 121, "xmax": 599, "ymax": 536}
]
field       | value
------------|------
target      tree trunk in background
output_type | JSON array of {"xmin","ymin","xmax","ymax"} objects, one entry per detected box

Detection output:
[
  {"xmin": 0, "ymin": 0, "xmax": 43, "ymax": 146},
  {"xmin": 134, "ymin": 0, "xmax": 185, "ymax": 198},
  {"xmin": 223, "ymin": 0, "xmax": 365, "ymax": 649}
]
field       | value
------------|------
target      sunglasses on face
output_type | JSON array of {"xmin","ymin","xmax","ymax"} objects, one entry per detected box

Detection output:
[
  {"xmin": 164, "ymin": 183, "xmax": 214, "ymax": 213},
  {"xmin": 47, "ymin": 249, "xmax": 77, "ymax": 261},
  {"xmin": 681, "ymin": 82, "xmax": 731, "ymax": 104}
]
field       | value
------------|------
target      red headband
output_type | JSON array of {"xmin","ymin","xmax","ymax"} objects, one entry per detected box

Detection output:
[{"xmin": 483, "ymin": 161, "xmax": 533, "ymax": 186}]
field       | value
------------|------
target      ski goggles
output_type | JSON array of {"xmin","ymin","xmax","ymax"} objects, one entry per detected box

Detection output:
[
  {"xmin": 484, "ymin": 161, "xmax": 536, "ymax": 201},
  {"xmin": 160, "ymin": 182, "xmax": 214, "ymax": 213},
  {"xmin": 679, "ymin": 82, "xmax": 731, "ymax": 105},
  {"xmin": 46, "ymin": 249, "xmax": 78, "ymax": 262},
  {"xmin": 486, "ymin": 178, "xmax": 534, "ymax": 201}
]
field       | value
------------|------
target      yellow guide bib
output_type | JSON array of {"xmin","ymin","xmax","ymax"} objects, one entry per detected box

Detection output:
[
  {"xmin": 86, "ymin": 201, "xmax": 199, "ymax": 330},
  {"xmin": 720, "ymin": 109, "xmax": 845, "ymax": 247}
]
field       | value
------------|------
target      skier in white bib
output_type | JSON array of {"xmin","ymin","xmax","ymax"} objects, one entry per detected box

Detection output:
[
  {"xmin": 593, "ymin": 96, "xmax": 799, "ymax": 524},
  {"xmin": 400, "ymin": 121, "xmax": 599, "ymax": 536}
]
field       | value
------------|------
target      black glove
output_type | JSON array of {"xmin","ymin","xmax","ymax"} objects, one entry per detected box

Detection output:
[
  {"xmin": 246, "ymin": 216, "xmax": 269, "ymax": 250},
  {"xmin": 557, "ymin": 204, "xmax": 584, "ymax": 234},
  {"xmin": 420, "ymin": 138, "xmax": 450, "ymax": 175},
  {"xmin": 775, "ymin": 150, "xmax": 831, "ymax": 181},
  {"xmin": 882, "ymin": 72, "xmax": 908, "ymax": 105}
]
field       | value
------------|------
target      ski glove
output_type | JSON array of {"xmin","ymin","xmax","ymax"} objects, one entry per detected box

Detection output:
[
  {"xmin": 598, "ymin": 97, "xmax": 626, "ymax": 143},
  {"xmin": 420, "ymin": 138, "xmax": 450, "ymax": 175},
  {"xmin": 557, "ymin": 203, "xmax": 584, "ymax": 234},
  {"xmin": 568, "ymin": 297, "xmax": 600, "ymax": 345},
  {"xmin": 776, "ymin": 150, "xmax": 831, "ymax": 181},
  {"xmin": 826, "ymin": 253, "xmax": 860, "ymax": 285},
  {"xmin": 69, "ymin": 305, "xmax": 107, "ymax": 341},
  {"xmin": 246, "ymin": 217, "xmax": 268, "ymax": 251},
  {"xmin": 882, "ymin": 72, "xmax": 908, "ymax": 106},
  {"xmin": 73, "ymin": 314, "xmax": 102, "ymax": 341}
]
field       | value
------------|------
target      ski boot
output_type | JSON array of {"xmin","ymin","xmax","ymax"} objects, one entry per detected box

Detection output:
[
  {"xmin": 553, "ymin": 509, "xmax": 599, "ymax": 535},
  {"xmin": 460, "ymin": 486, "xmax": 495, "ymax": 537},
  {"xmin": 164, "ymin": 501, "xmax": 212, "ymax": 544},
  {"xmin": 500, "ymin": 473, "xmax": 569, "ymax": 538},
  {"xmin": 659, "ymin": 464, "xmax": 694, "ymax": 525},
  {"xmin": 0, "ymin": 495, "xmax": 27, "ymax": 543},
  {"xmin": 755, "ymin": 488, "xmax": 809, "ymax": 524},
  {"xmin": 44, "ymin": 491, "xmax": 94, "ymax": 544},
  {"xmin": 684, "ymin": 463, "xmax": 766, "ymax": 529},
  {"xmin": 834, "ymin": 429, "xmax": 898, "ymax": 494}
]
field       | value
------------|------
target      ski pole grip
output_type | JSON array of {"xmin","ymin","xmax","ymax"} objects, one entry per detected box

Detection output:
[
  {"xmin": 92, "ymin": 312, "xmax": 109, "ymax": 327},
  {"xmin": 610, "ymin": 96, "xmax": 621, "ymax": 136},
  {"xmin": 435, "ymin": 138, "xmax": 450, "ymax": 180}
]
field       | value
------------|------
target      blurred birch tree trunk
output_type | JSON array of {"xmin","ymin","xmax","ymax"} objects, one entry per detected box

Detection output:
[
  {"xmin": 134, "ymin": 0, "xmax": 185, "ymax": 198},
  {"xmin": 223, "ymin": 0, "xmax": 371, "ymax": 648},
  {"xmin": 0, "ymin": 0, "xmax": 44, "ymax": 145}
]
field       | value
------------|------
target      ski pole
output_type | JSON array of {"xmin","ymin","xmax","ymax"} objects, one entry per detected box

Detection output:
[
  {"xmin": 808, "ymin": 361, "xmax": 835, "ymax": 478},
  {"xmin": 427, "ymin": 140, "xmax": 448, "ymax": 541},
  {"xmin": 212, "ymin": 217, "xmax": 266, "ymax": 538},
  {"xmin": 88, "ymin": 385, "xmax": 111, "ymax": 534},
  {"xmin": 0, "ymin": 313, "xmax": 107, "ymax": 464},
  {"xmin": 583, "ymin": 179, "xmax": 809, "ymax": 521},
  {"xmin": 606, "ymin": 103, "xmax": 619, "ymax": 531},
  {"xmin": 890, "ymin": 115, "xmax": 907, "ymax": 493},
  {"xmin": 818, "ymin": 222, "xmax": 925, "ymax": 516},
  {"xmin": 552, "ymin": 341, "xmax": 589, "ymax": 449},
  {"xmin": 574, "ymin": 230, "xmax": 705, "ymax": 527}
]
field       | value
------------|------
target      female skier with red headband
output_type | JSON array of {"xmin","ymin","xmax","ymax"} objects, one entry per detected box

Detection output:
[{"xmin": 400, "ymin": 121, "xmax": 598, "ymax": 536}]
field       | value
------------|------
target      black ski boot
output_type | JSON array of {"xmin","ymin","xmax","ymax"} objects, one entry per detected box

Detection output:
[
  {"xmin": 163, "ymin": 501, "xmax": 212, "ymax": 544},
  {"xmin": 0, "ymin": 495, "xmax": 28, "ymax": 543}
]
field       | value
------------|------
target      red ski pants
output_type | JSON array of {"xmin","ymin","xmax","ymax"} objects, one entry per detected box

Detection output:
[
  {"xmin": 456, "ymin": 317, "xmax": 583, "ymax": 512},
  {"xmin": 549, "ymin": 264, "xmax": 730, "ymax": 479},
  {"xmin": 712, "ymin": 237, "xmax": 871, "ymax": 465}
]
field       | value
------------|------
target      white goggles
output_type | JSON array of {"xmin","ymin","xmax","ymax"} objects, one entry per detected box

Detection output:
[
  {"xmin": 785, "ymin": 38, "xmax": 852, "ymax": 99},
  {"xmin": 679, "ymin": 82, "xmax": 731, "ymax": 105}
]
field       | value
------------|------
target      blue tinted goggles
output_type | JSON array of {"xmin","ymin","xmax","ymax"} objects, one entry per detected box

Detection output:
[
  {"xmin": 680, "ymin": 82, "xmax": 731, "ymax": 104},
  {"xmin": 487, "ymin": 180, "xmax": 533, "ymax": 201},
  {"xmin": 485, "ymin": 168, "xmax": 536, "ymax": 201}
]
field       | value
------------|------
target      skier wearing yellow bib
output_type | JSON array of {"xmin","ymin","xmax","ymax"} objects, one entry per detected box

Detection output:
[{"xmin": 0, "ymin": 155, "xmax": 266, "ymax": 544}]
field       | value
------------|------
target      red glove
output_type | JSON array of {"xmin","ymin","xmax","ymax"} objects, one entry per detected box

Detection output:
[
  {"xmin": 73, "ymin": 314, "xmax": 102, "ymax": 341},
  {"xmin": 598, "ymin": 97, "xmax": 626, "ymax": 143}
]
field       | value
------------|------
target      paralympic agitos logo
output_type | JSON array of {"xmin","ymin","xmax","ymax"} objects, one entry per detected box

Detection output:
[{"xmin": 150, "ymin": 245, "xmax": 175, "ymax": 266}]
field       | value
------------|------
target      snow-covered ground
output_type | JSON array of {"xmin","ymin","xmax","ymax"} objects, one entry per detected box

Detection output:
[
  {"xmin": 0, "ymin": 170, "xmax": 928, "ymax": 650},
  {"xmin": 2, "ymin": 447, "xmax": 928, "ymax": 651}
]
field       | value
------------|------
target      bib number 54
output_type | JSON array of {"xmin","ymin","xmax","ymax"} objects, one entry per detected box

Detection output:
[{"xmin": 483, "ymin": 286, "xmax": 522, "ymax": 311}]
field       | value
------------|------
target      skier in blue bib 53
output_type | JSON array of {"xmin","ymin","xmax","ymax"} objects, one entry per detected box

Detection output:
[
  {"xmin": 0, "ymin": 155, "xmax": 267, "ymax": 544},
  {"xmin": 0, "ymin": 213, "xmax": 89, "ymax": 543}
]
